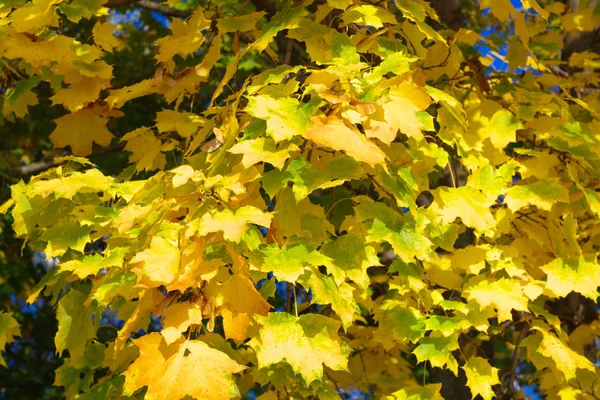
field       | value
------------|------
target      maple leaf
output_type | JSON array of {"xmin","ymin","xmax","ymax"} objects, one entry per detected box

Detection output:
[
  {"xmin": 92, "ymin": 21, "xmax": 120, "ymax": 52},
  {"xmin": 40, "ymin": 223, "xmax": 90, "ymax": 258},
  {"xmin": 121, "ymin": 128, "xmax": 170, "ymax": 172},
  {"xmin": 0, "ymin": 312, "xmax": 20, "ymax": 367},
  {"xmin": 251, "ymin": 242, "xmax": 333, "ymax": 283},
  {"xmin": 436, "ymin": 186, "xmax": 495, "ymax": 231},
  {"xmin": 131, "ymin": 236, "xmax": 181, "ymax": 288},
  {"xmin": 413, "ymin": 333, "xmax": 460, "ymax": 374},
  {"xmin": 206, "ymin": 268, "xmax": 271, "ymax": 341},
  {"xmin": 50, "ymin": 108, "xmax": 114, "ymax": 156},
  {"xmin": 321, "ymin": 233, "xmax": 380, "ymax": 291},
  {"xmin": 55, "ymin": 289, "xmax": 96, "ymax": 362},
  {"xmin": 505, "ymin": 179, "xmax": 569, "ymax": 211},
  {"xmin": 462, "ymin": 357, "xmax": 500, "ymax": 400},
  {"xmin": 374, "ymin": 301, "xmax": 426, "ymax": 349},
  {"xmin": 248, "ymin": 313, "xmax": 351, "ymax": 384},
  {"xmin": 541, "ymin": 257, "xmax": 600, "ymax": 300},
  {"xmin": 368, "ymin": 81, "xmax": 432, "ymax": 141},
  {"xmin": 194, "ymin": 206, "xmax": 272, "ymax": 243},
  {"xmin": 522, "ymin": 325, "xmax": 595, "ymax": 381},
  {"xmin": 464, "ymin": 277, "xmax": 529, "ymax": 322},
  {"xmin": 60, "ymin": 248, "xmax": 125, "ymax": 279},
  {"xmin": 155, "ymin": 110, "xmax": 206, "ymax": 138},
  {"xmin": 123, "ymin": 333, "xmax": 246, "ymax": 400},
  {"xmin": 300, "ymin": 269, "xmax": 360, "ymax": 329},
  {"xmin": 245, "ymin": 95, "xmax": 312, "ymax": 141},
  {"xmin": 387, "ymin": 384, "xmax": 444, "ymax": 400},
  {"xmin": 161, "ymin": 302, "xmax": 204, "ymax": 345},
  {"xmin": 301, "ymin": 115, "xmax": 387, "ymax": 167},
  {"xmin": 229, "ymin": 137, "xmax": 299, "ymax": 170}
]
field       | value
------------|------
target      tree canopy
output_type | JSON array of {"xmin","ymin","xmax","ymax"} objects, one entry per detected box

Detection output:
[{"xmin": 1, "ymin": 0, "xmax": 600, "ymax": 399}]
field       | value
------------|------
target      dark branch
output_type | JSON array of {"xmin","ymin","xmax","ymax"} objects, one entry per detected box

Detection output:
[
  {"xmin": 105, "ymin": 0, "xmax": 191, "ymax": 19},
  {"xmin": 8, "ymin": 143, "xmax": 126, "ymax": 177}
]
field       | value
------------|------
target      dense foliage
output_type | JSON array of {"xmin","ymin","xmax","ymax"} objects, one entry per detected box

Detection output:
[{"xmin": 1, "ymin": 0, "xmax": 600, "ymax": 399}]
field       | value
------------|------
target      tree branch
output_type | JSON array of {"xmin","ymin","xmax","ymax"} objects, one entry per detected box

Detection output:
[
  {"xmin": 105, "ymin": 0, "xmax": 191, "ymax": 19},
  {"xmin": 8, "ymin": 143, "xmax": 126, "ymax": 177}
]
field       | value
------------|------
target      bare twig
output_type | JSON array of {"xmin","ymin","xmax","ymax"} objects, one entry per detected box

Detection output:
[{"xmin": 8, "ymin": 143, "xmax": 126, "ymax": 177}]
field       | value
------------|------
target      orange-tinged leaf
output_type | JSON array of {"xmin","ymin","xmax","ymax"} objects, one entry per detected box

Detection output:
[
  {"xmin": 302, "ymin": 115, "xmax": 387, "ymax": 167},
  {"xmin": 123, "ymin": 333, "xmax": 245, "ymax": 400},
  {"xmin": 206, "ymin": 268, "xmax": 271, "ymax": 341}
]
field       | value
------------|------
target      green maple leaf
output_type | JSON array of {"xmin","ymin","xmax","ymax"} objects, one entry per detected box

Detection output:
[
  {"xmin": 374, "ymin": 301, "xmax": 426, "ymax": 348},
  {"xmin": 320, "ymin": 233, "xmax": 380, "ymax": 291},
  {"xmin": 55, "ymin": 289, "xmax": 96, "ymax": 363},
  {"xmin": 413, "ymin": 333, "xmax": 460, "ymax": 374},
  {"xmin": 505, "ymin": 179, "xmax": 569, "ymax": 211},
  {"xmin": 251, "ymin": 242, "xmax": 333, "ymax": 283},
  {"xmin": 300, "ymin": 268, "xmax": 360, "ymax": 329}
]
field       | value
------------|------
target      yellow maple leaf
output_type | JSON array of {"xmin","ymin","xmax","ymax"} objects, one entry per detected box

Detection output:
[
  {"xmin": 155, "ymin": 110, "xmax": 206, "ymax": 138},
  {"xmin": 51, "ymin": 76, "xmax": 109, "ymax": 112},
  {"xmin": 121, "ymin": 127, "xmax": 170, "ymax": 172},
  {"xmin": 195, "ymin": 206, "xmax": 272, "ymax": 242},
  {"xmin": 302, "ymin": 115, "xmax": 387, "ymax": 167},
  {"xmin": 154, "ymin": 10, "xmax": 210, "ymax": 73},
  {"xmin": 206, "ymin": 266, "xmax": 271, "ymax": 341},
  {"xmin": 541, "ymin": 257, "xmax": 600, "ymax": 300},
  {"xmin": 0, "ymin": 312, "xmax": 20, "ymax": 367},
  {"xmin": 131, "ymin": 236, "xmax": 180, "ymax": 288},
  {"xmin": 123, "ymin": 333, "xmax": 245, "ymax": 400},
  {"xmin": 465, "ymin": 277, "xmax": 529, "ymax": 322},
  {"xmin": 161, "ymin": 302, "xmax": 204, "ymax": 345},
  {"xmin": 92, "ymin": 21, "xmax": 120, "ymax": 52},
  {"xmin": 377, "ymin": 81, "xmax": 432, "ymax": 140},
  {"xmin": 462, "ymin": 357, "xmax": 500, "ymax": 400},
  {"xmin": 229, "ymin": 137, "xmax": 299, "ymax": 170},
  {"xmin": 10, "ymin": 0, "xmax": 60, "ymax": 33},
  {"xmin": 3, "ymin": 90, "xmax": 37, "ymax": 119},
  {"xmin": 436, "ymin": 186, "xmax": 495, "ymax": 231},
  {"xmin": 523, "ymin": 324, "xmax": 596, "ymax": 382},
  {"xmin": 49, "ymin": 108, "xmax": 113, "ymax": 156}
]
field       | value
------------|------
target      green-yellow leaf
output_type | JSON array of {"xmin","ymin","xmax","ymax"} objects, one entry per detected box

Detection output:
[
  {"xmin": 505, "ymin": 179, "xmax": 569, "ymax": 211},
  {"xmin": 463, "ymin": 357, "xmax": 500, "ymax": 400},
  {"xmin": 248, "ymin": 313, "xmax": 351, "ymax": 385}
]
